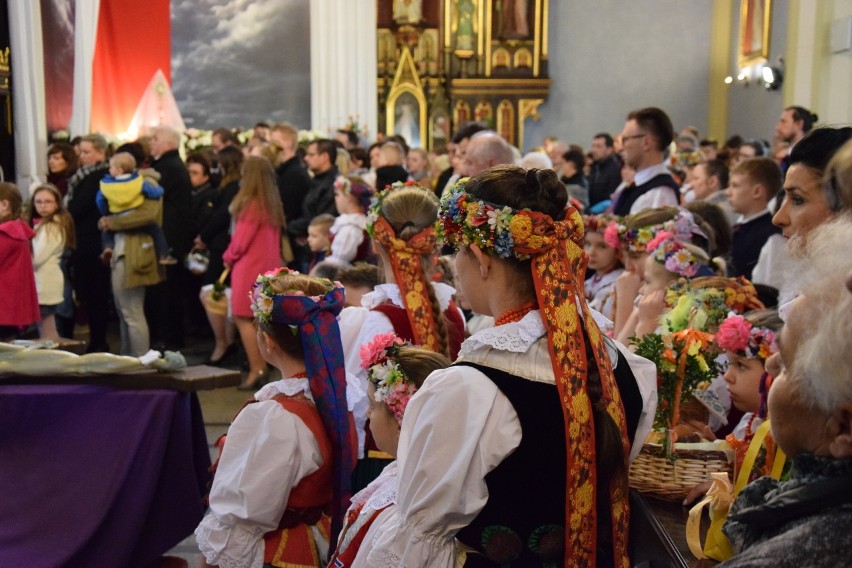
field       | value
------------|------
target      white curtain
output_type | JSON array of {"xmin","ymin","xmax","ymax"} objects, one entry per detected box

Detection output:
[
  {"xmin": 68, "ymin": 0, "xmax": 100, "ymax": 137},
  {"xmin": 8, "ymin": 1, "xmax": 48, "ymax": 193},
  {"xmin": 310, "ymin": 0, "xmax": 378, "ymax": 139}
]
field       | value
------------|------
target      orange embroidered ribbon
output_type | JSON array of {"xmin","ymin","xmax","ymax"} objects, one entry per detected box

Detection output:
[
  {"xmin": 371, "ymin": 216, "xmax": 441, "ymax": 354},
  {"xmin": 507, "ymin": 206, "xmax": 632, "ymax": 568}
]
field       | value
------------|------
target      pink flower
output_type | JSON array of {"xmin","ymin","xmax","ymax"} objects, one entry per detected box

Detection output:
[
  {"xmin": 359, "ymin": 333, "xmax": 404, "ymax": 369},
  {"xmin": 715, "ymin": 315, "xmax": 751, "ymax": 352},
  {"xmin": 603, "ymin": 222, "xmax": 621, "ymax": 250},
  {"xmin": 646, "ymin": 230, "xmax": 673, "ymax": 254}
]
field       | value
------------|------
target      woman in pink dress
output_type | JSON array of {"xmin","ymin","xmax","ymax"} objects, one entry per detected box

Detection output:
[{"xmin": 223, "ymin": 156, "xmax": 284, "ymax": 389}]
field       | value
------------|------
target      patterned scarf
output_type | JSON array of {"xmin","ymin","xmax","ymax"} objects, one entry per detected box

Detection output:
[
  {"xmin": 64, "ymin": 161, "xmax": 108, "ymax": 206},
  {"xmin": 267, "ymin": 284, "xmax": 355, "ymax": 547},
  {"xmin": 438, "ymin": 182, "xmax": 631, "ymax": 567},
  {"xmin": 370, "ymin": 216, "xmax": 442, "ymax": 354}
]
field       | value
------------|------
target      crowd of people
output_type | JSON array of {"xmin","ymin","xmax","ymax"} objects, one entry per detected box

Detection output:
[{"xmin": 1, "ymin": 103, "xmax": 851, "ymax": 567}]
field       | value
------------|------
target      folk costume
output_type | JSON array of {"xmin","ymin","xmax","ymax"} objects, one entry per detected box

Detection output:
[
  {"xmin": 196, "ymin": 270, "xmax": 357, "ymax": 568},
  {"xmin": 363, "ymin": 176, "xmax": 654, "ymax": 567},
  {"xmin": 338, "ymin": 182, "xmax": 465, "ymax": 490}
]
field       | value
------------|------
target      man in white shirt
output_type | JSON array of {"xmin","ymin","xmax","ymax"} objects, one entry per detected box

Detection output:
[{"xmin": 611, "ymin": 107, "xmax": 681, "ymax": 215}]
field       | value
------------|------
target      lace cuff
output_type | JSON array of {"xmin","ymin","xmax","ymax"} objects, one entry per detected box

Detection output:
[{"xmin": 194, "ymin": 512, "xmax": 265, "ymax": 568}]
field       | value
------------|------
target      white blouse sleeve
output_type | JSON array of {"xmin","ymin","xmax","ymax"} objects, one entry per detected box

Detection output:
[
  {"xmin": 328, "ymin": 223, "xmax": 364, "ymax": 265},
  {"xmin": 194, "ymin": 400, "xmax": 323, "ymax": 568},
  {"xmin": 339, "ymin": 307, "xmax": 395, "ymax": 458},
  {"xmin": 365, "ymin": 366, "xmax": 522, "ymax": 568}
]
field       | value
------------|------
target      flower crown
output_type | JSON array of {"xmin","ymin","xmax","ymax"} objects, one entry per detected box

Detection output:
[
  {"xmin": 436, "ymin": 179, "xmax": 552, "ymax": 261},
  {"xmin": 715, "ymin": 313, "xmax": 778, "ymax": 360},
  {"xmin": 604, "ymin": 209, "xmax": 705, "ymax": 253},
  {"xmin": 250, "ymin": 267, "xmax": 335, "ymax": 327},
  {"xmin": 366, "ymin": 180, "xmax": 431, "ymax": 238},
  {"xmin": 359, "ymin": 333, "xmax": 417, "ymax": 423},
  {"xmin": 646, "ymin": 231, "xmax": 704, "ymax": 278},
  {"xmin": 334, "ymin": 175, "xmax": 374, "ymax": 212}
]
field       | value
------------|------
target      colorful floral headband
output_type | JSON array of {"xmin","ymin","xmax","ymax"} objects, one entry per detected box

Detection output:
[
  {"xmin": 366, "ymin": 180, "xmax": 430, "ymax": 237},
  {"xmin": 604, "ymin": 209, "xmax": 706, "ymax": 253},
  {"xmin": 436, "ymin": 179, "xmax": 574, "ymax": 261},
  {"xmin": 646, "ymin": 230, "xmax": 704, "ymax": 278},
  {"xmin": 334, "ymin": 175, "xmax": 373, "ymax": 212},
  {"xmin": 250, "ymin": 267, "xmax": 338, "ymax": 326},
  {"xmin": 715, "ymin": 313, "xmax": 778, "ymax": 360},
  {"xmin": 359, "ymin": 333, "xmax": 417, "ymax": 424}
]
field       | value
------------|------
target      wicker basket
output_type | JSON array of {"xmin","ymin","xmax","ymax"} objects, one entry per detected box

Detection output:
[{"xmin": 629, "ymin": 442, "xmax": 734, "ymax": 501}]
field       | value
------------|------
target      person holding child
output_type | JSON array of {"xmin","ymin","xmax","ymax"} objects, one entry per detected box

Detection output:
[
  {"xmin": 96, "ymin": 152, "xmax": 175, "ymax": 266},
  {"xmin": 26, "ymin": 183, "xmax": 76, "ymax": 342},
  {"xmin": 195, "ymin": 268, "xmax": 357, "ymax": 568},
  {"xmin": 329, "ymin": 333, "xmax": 451, "ymax": 567}
]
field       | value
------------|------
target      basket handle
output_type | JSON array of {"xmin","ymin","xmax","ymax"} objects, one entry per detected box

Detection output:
[{"xmin": 217, "ymin": 267, "xmax": 231, "ymax": 286}]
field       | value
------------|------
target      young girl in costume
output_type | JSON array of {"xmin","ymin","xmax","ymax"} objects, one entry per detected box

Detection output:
[
  {"xmin": 606, "ymin": 207, "xmax": 712, "ymax": 338},
  {"xmin": 583, "ymin": 214, "xmax": 623, "ymax": 323},
  {"xmin": 619, "ymin": 230, "xmax": 715, "ymax": 345},
  {"xmin": 363, "ymin": 166, "xmax": 656, "ymax": 568},
  {"xmin": 715, "ymin": 309, "xmax": 784, "ymax": 479},
  {"xmin": 0, "ymin": 183, "xmax": 40, "ymax": 340},
  {"xmin": 26, "ymin": 183, "xmax": 76, "ymax": 342},
  {"xmin": 324, "ymin": 176, "xmax": 374, "ymax": 267},
  {"xmin": 339, "ymin": 181, "xmax": 466, "ymax": 490},
  {"xmin": 195, "ymin": 268, "xmax": 357, "ymax": 567},
  {"xmin": 329, "ymin": 333, "xmax": 451, "ymax": 567}
]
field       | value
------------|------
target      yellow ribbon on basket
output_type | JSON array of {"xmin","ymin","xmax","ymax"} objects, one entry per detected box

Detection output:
[{"xmin": 686, "ymin": 420, "xmax": 787, "ymax": 561}]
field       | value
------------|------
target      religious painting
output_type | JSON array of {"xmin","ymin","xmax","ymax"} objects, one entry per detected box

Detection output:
[
  {"xmin": 514, "ymin": 47, "xmax": 532, "ymax": 69},
  {"xmin": 492, "ymin": 0, "xmax": 531, "ymax": 40},
  {"xmin": 738, "ymin": 0, "xmax": 771, "ymax": 68},
  {"xmin": 430, "ymin": 108, "xmax": 450, "ymax": 152},
  {"xmin": 496, "ymin": 100, "xmax": 515, "ymax": 146},
  {"xmin": 454, "ymin": 99, "xmax": 471, "ymax": 126},
  {"xmin": 492, "ymin": 47, "xmax": 510, "ymax": 69},
  {"xmin": 474, "ymin": 100, "xmax": 493, "ymax": 124},
  {"xmin": 392, "ymin": 91, "xmax": 422, "ymax": 147}
]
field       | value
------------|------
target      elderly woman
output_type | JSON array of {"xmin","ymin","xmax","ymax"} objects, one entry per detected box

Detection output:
[{"xmin": 719, "ymin": 220, "xmax": 852, "ymax": 567}]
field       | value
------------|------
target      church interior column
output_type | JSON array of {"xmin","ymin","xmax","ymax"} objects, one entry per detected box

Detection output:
[
  {"xmin": 69, "ymin": 0, "xmax": 100, "ymax": 138},
  {"xmin": 8, "ymin": 0, "xmax": 47, "ymax": 191},
  {"xmin": 310, "ymin": 0, "xmax": 378, "ymax": 138}
]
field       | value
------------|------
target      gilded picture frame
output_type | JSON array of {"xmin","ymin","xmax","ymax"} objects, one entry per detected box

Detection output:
[{"xmin": 738, "ymin": 0, "xmax": 772, "ymax": 68}]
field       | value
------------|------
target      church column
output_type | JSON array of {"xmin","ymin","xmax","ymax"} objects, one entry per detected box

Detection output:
[
  {"xmin": 310, "ymin": 0, "xmax": 378, "ymax": 139},
  {"xmin": 7, "ymin": 0, "xmax": 47, "ymax": 191},
  {"xmin": 68, "ymin": 0, "xmax": 100, "ymax": 137}
]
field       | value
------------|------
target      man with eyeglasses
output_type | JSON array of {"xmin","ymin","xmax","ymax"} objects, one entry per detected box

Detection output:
[{"xmin": 610, "ymin": 107, "xmax": 680, "ymax": 216}]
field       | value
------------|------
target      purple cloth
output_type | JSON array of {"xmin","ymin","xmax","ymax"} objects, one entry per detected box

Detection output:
[{"xmin": 0, "ymin": 384, "xmax": 211, "ymax": 568}]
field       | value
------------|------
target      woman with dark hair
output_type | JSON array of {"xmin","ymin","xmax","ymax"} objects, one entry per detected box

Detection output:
[
  {"xmin": 773, "ymin": 126, "xmax": 852, "ymax": 241},
  {"xmin": 362, "ymin": 166, "xmax": 654, "ymax": 567},
  {"xmin": 46, "ymin": 143, "xmax": 78, "ymax": 197},
  {"xmin": 196, "ymin": 146, "xmax": 243, "ymax": 365}
]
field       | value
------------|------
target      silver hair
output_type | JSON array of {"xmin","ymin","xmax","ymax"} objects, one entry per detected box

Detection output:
[
  {"xmin": 468, "ymin": 131, "xmax": 515, "ymax": 168},
  {"xmin": 518, "ymin": 151, "xmax": 553, "ymax": 170},
  {"xmin": 791, "ymin": 217, "xmax": 852, "ymax": 413},
  {"xmin": 152, "ymin": 125, "xmax": 181, "ymax": 149}
]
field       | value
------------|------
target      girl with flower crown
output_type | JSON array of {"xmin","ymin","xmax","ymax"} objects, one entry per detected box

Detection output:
[
  {"xmin": 195, "ymin": 268, "xmax": 357, "ymax": 568},
  {"xmin": 362, "ymin": 166, "xmax": 657, "ymax": 568},
  {"xmin": 583, "ymin": 214, "xmax": 623, "ymax": 323},
  {"xmin": 617, "ymin": 230, "xmax": 716, "ymax": 345},
  {"xmin": 338, "ymin": 181, "xmax": 466, "ymax": 490},
  {"xmin": 328, "ymin": 333, "xmax": 451, "ymax": 567},
  {"xmin": 607, "ymin": 207, "xmax": 714, "ymax": 338},
  {"xmin": 325, "ymin": 175, "xmax": 374, "ymax": 267}
]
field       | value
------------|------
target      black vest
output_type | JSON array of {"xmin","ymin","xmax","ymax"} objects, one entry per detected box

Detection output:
[
  {"xmin": 456, "ymin": 348, "xmax": 642, "ymax": 568},
  {"xmin": 612, "ymin": 173, "xmax": 680, "ymax": 216}
]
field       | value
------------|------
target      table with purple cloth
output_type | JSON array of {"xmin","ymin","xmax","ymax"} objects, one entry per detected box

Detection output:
[{"xmin": 0, "ymin": 383, "xmax": 212, "ymax": 568}]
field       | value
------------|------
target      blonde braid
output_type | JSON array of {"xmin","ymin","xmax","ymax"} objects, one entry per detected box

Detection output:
[{"xmin": 423, "ymin": 277, "xmax": 451, "ymax": 358}]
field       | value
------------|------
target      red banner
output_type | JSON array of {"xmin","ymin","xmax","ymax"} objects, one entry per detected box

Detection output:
[{"xmin": 90, "ymin": 0, "xmax": 170, "ymax": 136}]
